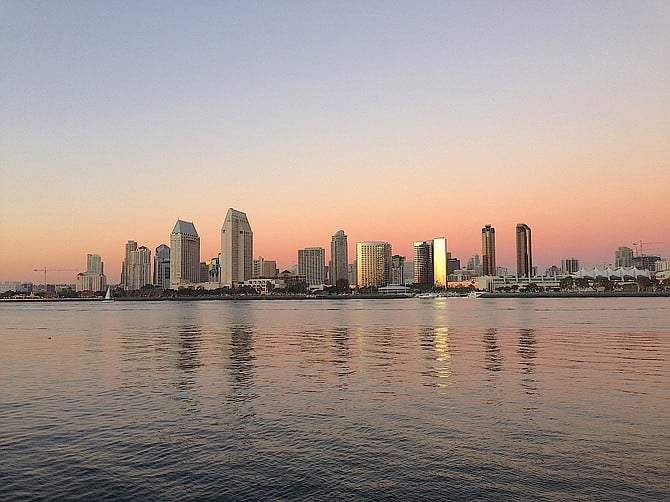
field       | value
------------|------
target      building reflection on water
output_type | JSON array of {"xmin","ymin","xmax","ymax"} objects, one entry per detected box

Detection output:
[
  {"xmin": 518, "ymin": 328, "xmax": 538, "ymax": 396},
  {"xmin": 228, "ymin": 324, "xmax": 256, "ymax": 405},
  {"xmin": 419, "ymin": 326, "xmax": 452, "ymax": 387},
  {"xmin": 483, "ymin": 328, "xmax": 503, "ymax": 374}
]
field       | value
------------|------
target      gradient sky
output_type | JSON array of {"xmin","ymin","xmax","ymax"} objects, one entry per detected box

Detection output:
[{"xmin": 1, "ymin": 1, "xmax": 669, "ymax": 283}]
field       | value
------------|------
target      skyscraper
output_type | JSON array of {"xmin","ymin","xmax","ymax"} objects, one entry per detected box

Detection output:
[
  {"xmin": 356, "ymin": 241, "xmax": 392, "ymax": 287},
  {"xmin": 330, "ymin": 230, "xmax": 348, "ymax": 285},
  {"xmin": 170, "ymin": 220, "xmax": 200, "ymax": 288},
  {"xmin": 220, "ymin": 208, "xmax": 253, "ymax": 286},
  {"xmin": 391, "ymin": 255, "xmax": 406, "ymax": 285},
  {"xmin": 154, "ymin": 244, "xmax": 170, "ymax": 289},
  {"xmin": 467, "ymin": 254, "xmax": 482, "ymax": 275},
  {"xmin": 561, "ymin": 257, "xmax": 579, "ymax": 274},
  {"xmin": 121, "ymin": 240, "xmax": 137, "ymax": 288},
  {"xmin": 298, "ymin": 247, "xmax": 326, "ymax": 286},
  {"xmin": 481, "ymin": 225, "xmax": 496, "ymax": 276},
  {"xmin": 615, "ymin": 246, "xmax": 634, "ymax": 268},
  {"xmin": 76, "ymin": 253, "xmax": 107, "ymax": 292},
  {"xmin": 433, "ymin": 237, "xmax": 448, "ymax": 288},
  {"xmin": 253, "ymin": 257, "xmax": 278, "ymax": 278},
  {"xmin": 87, "ymin": 254, "xmax": 103, "ymax": 275},
  {"xmin": 413, "ymin": 240, "xmax": 434, "ymax": 286},
  {"xmin": 516, "ymin": 223, "xmax": 532, "ymax": 277},
  {"xmin": 122, "ymin": 241, "xmax": 151, "ymax": 290}
]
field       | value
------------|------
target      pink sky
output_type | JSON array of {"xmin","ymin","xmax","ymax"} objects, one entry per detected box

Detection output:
[{"xmin": 1, "ymin": 3, "xmax": 669, "ymax": 283}]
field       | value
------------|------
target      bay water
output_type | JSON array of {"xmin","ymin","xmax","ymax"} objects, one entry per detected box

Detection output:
[{"xmin": 1, "ymin": 298, "xmax": 668, "ymax": 500}]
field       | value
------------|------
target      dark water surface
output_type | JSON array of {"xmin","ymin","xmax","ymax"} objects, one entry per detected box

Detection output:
[{"xmin": 1, "ymin": 298, "xmax": 669, "ymax": 500}]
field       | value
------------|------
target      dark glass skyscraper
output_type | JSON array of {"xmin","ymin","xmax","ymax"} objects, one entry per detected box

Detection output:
[
  {"xmin": 516, "ymin": 223, "xmax": 532, "ymax": 277},
  {"xmin": 481, "ymin": 225, "xmax": 496, "ymax": 276}
]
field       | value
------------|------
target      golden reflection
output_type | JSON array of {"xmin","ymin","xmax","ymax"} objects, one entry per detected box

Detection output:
[{"xmin": 433, "ymin": 326, "xmax": 451, "ymax": 386}]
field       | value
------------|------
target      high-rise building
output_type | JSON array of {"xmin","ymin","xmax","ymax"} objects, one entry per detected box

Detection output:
[
  {"xmin": 433, "ymin": 237, "xmax": 448, "ymax": 288},
  {"xmin": 220, "ymin": 208, "xmax": 253, "ymax": 286},
  {"xmin": 298, "ymin": 248, "xmax": 325, "ymax": 286},
  {"xmin": 330, "ymin": 230, "xmax": 348, "ymax": 285},
  {"xmin": 482, "ymin": 225, "xmax": 496, "ymax": 276},
  {"xmin": 516, "ymin": 223, "xmax": 532, "ymax": 277},
  {"xmin": 121, "ymin": 241, "xmax": 150, "ymax": 290},
  {"xmin": 615, "ymin": 246, "xmax": 634, "ymax": 268},
  {"xmin": 448, "ymin": 258, "xmax": 460, "ymax": 275},
  {"xmin": 121, "ymin": 240, "xmax": 137, "ymax": 288},
  {"xmin": 391, "ymin": 255, "xmax": 406, "ymax": 285},
  {"xmin": 153, "ymin": 244, "xmax": 170, "ymax": 289},
  {"xmin": 170, "ymin": 220, "xmax": 200, "ymax": 288},
  {"xmin": 356, "ymin": 241, "xmax": 392, "ymax": 287},
  {"xmin": 76, "ymin": 253, "xmax": 107, "ymax": 292},
  {"xmin": 87, "ymin": 254, "xmax": 103, "ymax": 275},
  {"xmin": 467, "ymin": 254, "xmax": 482, "ymax": 276},
  {"xmin": 414, "ymin": 238, "xmax": 448, "ymax": 288},
  {"xmin": 253, "ymin": 257, "xmax": 278, "ymax": 278},
  {"xmin": 298, "ymin": 247, "xmax": 326, "ymax": 286},
  {"xmin": 413, "ymin": 240, "xmax": 434, "ymax": 286},
  {"xmin": 348, "ymin": 261, "xmax": 357, "ymax": 287},
  {"xmin": 130, "ymin": 246, "xmax": 152, "ymax": 290},
  {"xmin": 561, "ymin": 257, "xmax": 579, "ymax": 274}
]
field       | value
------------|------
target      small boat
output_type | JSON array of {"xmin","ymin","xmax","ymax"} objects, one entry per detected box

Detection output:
[
  {"xmin": 102, "ymin": 286, "xmax": 113, "ymax": 302},
  {"xmin": 467, "ymin": 291, "xmax": 483, "ymax": 298},
  {"xmin": 417, "ymin": 292, "xmax": 438, "ymax": 299}
]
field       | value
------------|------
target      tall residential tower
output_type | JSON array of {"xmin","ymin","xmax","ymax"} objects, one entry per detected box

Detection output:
[
  {"xmin": 220, "ymin": 208, "xmax": 253, "ymax": 286},
  {"xmin": 330, "ymin": 230, "xmax": 348, "ymax": 285},
  {"xmin": 516, "ymin": 223, "xmax": 532, "ymax": 277},
  {"xmin": 481, "ymin": 225, "xmax": 496, "ymax": 276},
  {"xmin": 356, "ymin": 241, "xmax": 392, "ymax": 287},
  {"xmin": 170, "ymin": 220, "xmax": 200, "ymax": 288}
]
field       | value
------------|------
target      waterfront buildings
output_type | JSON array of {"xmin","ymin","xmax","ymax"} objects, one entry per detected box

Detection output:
[
  {"xmin": 467, "ymin": 254, "xmax": 482, "ymax": 276},
  {"xmin": 253, "ymin": 257, "xmax": 278, "ymax": 278},
  {"xmin": 516, "ymin": 223, "xmax": 532, "ymax": 277},
  {"xmin": 298, "ymin": 247, "xmax": 326, "ymax": 286},
  {"xmin": 75, "ymin": 253, "xmax": 107, "ymax": 292},
  {"xmin": 414, "ymin": 238, "xmax": 448, "ymax": 287},
  {"xmin": 153, "ymin": 244, "xmax": 170, "ymax": 289},
  {"xmin": 615, "ymin": 246, "xmax": 634, "ymax": 268},
  {"xmin": 433, "ymin": 237, "xmax": 448, "ymax": 288},
  {"xmin": 330, "ymin": 230, "xmax": 348, "ymax": 285},
  {"xmin": 356, "ymin": 241, "xmax": 392, "ymax": 287},
  {"xmin": 220, "ymin": 208, "xmax": 253, "ymax": 286},
  {"xmin": 481, "ymin": 225, "xmax": 496, "ymax": 276},
  {"xmin": 561, "ymin": 257, "xmax": 579, "ymax": 274},
  {"xmin": 413, "ymin": 240, "xmax": 434, "ymax": 286},
  {"xmin": 391, "ymin": 255, "xmax": 406, "ymax": 285},
  {"xmin": 121, "ymin": 241, "xmax": 151, "ymax": 291},
  {"xmin": 170, "ymin": 220, "xmax": 200, "ymax": 288}
]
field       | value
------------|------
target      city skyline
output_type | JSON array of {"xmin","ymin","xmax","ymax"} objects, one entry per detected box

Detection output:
[{"xmin": 1, "ymin": 3, "xmax": 669, "ymax": 283}]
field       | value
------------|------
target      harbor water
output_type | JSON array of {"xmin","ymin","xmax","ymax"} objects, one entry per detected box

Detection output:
[{"xmin": 1, "ymin": 298, "xmax": 668, "ymax": 500}]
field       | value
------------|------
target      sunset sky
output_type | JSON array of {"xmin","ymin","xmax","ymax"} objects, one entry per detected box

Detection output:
[{"xmin": 1, "ymin": 1, "xmax": 669, "ymax": 283}]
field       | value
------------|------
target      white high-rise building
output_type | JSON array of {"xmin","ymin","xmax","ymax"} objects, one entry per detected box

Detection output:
[
  {"xmin": 76, "ymin": 253, "xmax": 107, "ymax": 292},
  {"xmin": 122, "ymin": 241, "xmax": 152, "ymax": 290},
  {"xmin": 220, "ymin": 208, "xmax": 253, "ymax": 286},
  {"xmin": 298, "ymin": 247, "xmax": 326, "ymax": 286},
  {"xmin": 170, "ymin": 220, "xmax": 200, "ymax": 288},
  {"xmin": 356, "ymin": 241, "xmax": 392, "ymax": 287}
]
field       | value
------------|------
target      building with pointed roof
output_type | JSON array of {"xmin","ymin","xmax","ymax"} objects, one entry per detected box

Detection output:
[
  {"xmin": 220, "ymin": 208, "xmax": 253, "ymax": 286},
  {"xmin": 170, "ymin": 219, "xmax": 200, "ymax": 288}
]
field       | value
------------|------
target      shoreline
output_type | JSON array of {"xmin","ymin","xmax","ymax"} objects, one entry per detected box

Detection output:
[{"xmin": 1, "ymin": 291, "xmax": 668, "ymax": 302}]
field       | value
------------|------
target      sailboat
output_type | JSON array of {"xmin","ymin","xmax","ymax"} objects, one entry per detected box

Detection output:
[{"xmin": 102, "ymin": 286, "xmax": 113, "ymax": 303}]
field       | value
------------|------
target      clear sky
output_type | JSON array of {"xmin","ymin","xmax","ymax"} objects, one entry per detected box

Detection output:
[{"xmin": 1, "ymin": 1, "xmax": 669, "ymax": 283}]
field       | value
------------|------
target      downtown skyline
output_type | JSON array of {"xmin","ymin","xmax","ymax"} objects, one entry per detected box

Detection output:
[{"xmin": 1, "ymin": 2, "xmax": 669, "ymax": 283}]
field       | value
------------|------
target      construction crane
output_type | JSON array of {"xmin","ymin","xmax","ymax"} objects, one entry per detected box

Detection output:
[
  {"xmin": 34, "ymin": 267, "xmax": 77, "ymax": 291},
  {"xmin": 632, "ymin": 241, "xmax": 662, "ymax": 258}
]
